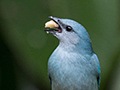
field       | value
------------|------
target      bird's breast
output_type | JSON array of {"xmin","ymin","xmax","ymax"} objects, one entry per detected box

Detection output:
[{"xmin": 48, "ymin": 47, "xmax": 98, "ymax": 90}]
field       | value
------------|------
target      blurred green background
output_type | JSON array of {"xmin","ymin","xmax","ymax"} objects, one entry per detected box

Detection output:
[{"xmin": 0, "ymin": 0, "xmax": 120, "ymax": 90}]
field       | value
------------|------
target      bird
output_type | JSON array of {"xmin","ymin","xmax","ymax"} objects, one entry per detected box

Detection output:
[{"xmin": 44, "ymin": 16, "xmax": 101, "ymax": 90}]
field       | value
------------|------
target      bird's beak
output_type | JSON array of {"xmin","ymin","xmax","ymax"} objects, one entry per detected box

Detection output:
[{"xmin": 44, "ymin": 16, "xmax": 62, "ymax": 33}]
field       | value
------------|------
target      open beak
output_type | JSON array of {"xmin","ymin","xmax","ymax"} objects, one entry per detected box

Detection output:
[{"xmin": 44, "ymin": 16, "xmax": 62, "ymax": 33}]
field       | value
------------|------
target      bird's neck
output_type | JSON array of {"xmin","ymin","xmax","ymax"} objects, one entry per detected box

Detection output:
[{"xmin": 59, "ymin": 40, "xmax": 93, "ymax": 55}]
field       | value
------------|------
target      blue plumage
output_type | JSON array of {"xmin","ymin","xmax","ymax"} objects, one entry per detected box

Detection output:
[{"xmin": 45, "ymin": 16, "xmax": 101, "ymax": 90}]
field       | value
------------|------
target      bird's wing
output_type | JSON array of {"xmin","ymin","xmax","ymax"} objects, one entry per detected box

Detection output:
[
  {"xmin": 93, "ymin": 54, "xmax": 101, "ymax": 87},
  {"xmin": 48, "ymin": 74, "xmax": 52, "ymax": 85}
]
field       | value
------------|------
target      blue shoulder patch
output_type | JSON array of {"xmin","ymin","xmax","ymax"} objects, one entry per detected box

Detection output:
[
  {"xmin": 94, "ymin": 54, "xmax": 101, "ymax": 87},
  {"xmin": 98, "ymin": 66, "xmax": 101, "ymax": 87}
]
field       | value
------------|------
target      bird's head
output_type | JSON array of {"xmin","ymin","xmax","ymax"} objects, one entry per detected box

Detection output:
[{"xmin": 45, "ymin": 16, "xmax": 93, "ymax": 53}]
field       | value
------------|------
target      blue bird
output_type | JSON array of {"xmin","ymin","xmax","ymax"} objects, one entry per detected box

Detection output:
[{"xmin": 44, "ymin": 16, "xmax": 101, "ymax": 90}]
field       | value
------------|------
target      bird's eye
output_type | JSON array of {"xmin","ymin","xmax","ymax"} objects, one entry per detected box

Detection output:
[{"xmin": 66, "ymin": 26, "xmax": 72, "ymax": 31}]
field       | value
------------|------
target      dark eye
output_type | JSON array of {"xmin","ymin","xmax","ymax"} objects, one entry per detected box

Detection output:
[{"xmin": 66, "ymin": 26, "xmax": 72, "ymax": 31}]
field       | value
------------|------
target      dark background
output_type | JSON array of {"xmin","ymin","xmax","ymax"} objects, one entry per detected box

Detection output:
[{"xmin": 0, "ymin": 0, "xmax": 120, "ymax": 90}]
